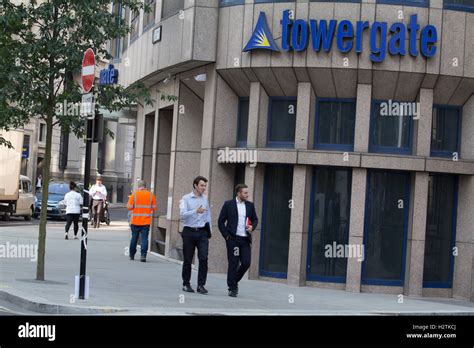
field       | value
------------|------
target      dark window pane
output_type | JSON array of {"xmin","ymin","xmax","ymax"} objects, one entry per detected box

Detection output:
[
  {"xmin": 363, "ymin": 170, "xmax": 410, "ymax": 285},
  {"xmin": 162, "ymin": 0, "xmax": 185, "ymax": 19},
  {"xmin": 130, "ymin": 9, "xmax": 139, "ymax": 40},
  {"xmin": 423, "ymin": 174, "xmax": 457, "ymax": 286},
  {"xmin": 233, "ymin": 164, "xmax": 246, "ymax": 198},
  {"xmin": 377, "ymin": 0, "xmax": 428, "ymax": 6},
  {"xmin": 268, "ymin": 99, "xmax": 296, "ymax": 147},
  {"xmin": 237, "ymin": 99, "xmax": 249, "ymax": 146},
  {"xmin": 311, "ymin": 0, "xmax": 361, "ymax": 2},
  {"xmin": 444, "ymin": 0, "xmax": 474, "ymax": 11},
  {"xmin": 255, "ymin": 0, "xmax": 295, "ymax": 3},
  {"xmin": 110, "ymin": 1, "xmax": 122, "ymax": 59},
  {"xmin": 143, "ymin": 0, "xmax": 156, "ymax": 29},
  {"xmin": 219, "ymin": 0, "xmax": 245, "ymax": 6},
  {"xmin": 316, "ymin": 100, "xmax": 356, "ymax": 149},
  {"xmin": 122, "ymin": 7, "xmax": 130, "ymax": 52},
  {"xmin": 370, "ymin": 101, "xmax": 412, "ymax": 154},
  {"xmin": 308, "ymin": 167, "xmax": 352, "ymax": 281},
  {"xmin": 59, "ymin": 130, "xmax": 69, "ymax": 170},
  {"xmin": 260, "ymin": 165, "xmax": 293, "ymax": 277},
  {"xmin": 431, "ymin": 107, "xmax": 461, "ymax": 156}
]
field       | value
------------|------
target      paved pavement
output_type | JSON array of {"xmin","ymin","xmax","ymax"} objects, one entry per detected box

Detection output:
[{"xmin": 1, "ymin": 209, "xmax": 474, "ymax": 315}]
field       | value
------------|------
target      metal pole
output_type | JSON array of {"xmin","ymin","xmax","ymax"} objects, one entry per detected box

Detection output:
[{"xmin": 79, "ymin": 115, "xmax": 93, "ymax": 299}]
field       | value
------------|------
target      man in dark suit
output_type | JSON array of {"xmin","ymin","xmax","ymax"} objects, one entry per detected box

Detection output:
[{"xmin": 218, "ymin": 184, "xmax": 258, "ymax": 297}]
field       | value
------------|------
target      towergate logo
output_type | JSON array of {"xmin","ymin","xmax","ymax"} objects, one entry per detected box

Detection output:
[{"xmin": 244, "ymin": 11, "xmax": 437, "ymax": 63}]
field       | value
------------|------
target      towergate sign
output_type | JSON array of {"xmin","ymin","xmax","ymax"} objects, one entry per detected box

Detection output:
[{"xmin": 244, "ymin": 11, "xmax": 437, "ymax": 63}]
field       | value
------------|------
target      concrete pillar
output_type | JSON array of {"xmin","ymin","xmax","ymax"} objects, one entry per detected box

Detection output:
[
  {"xmin": 286, "ymin": 82, "xmax": 314, "ymax": 286},
  {"xmin": 453, "ymin": 175, "xmax": 474, "ymax": 301},
  {"xmin": 345, "ymin": 168, "xmax": 367, "ymax": 292},
  {"xmin": 247, "ymin": 82, "xmax": 268, "ymax": 149},
  {"xmin": 458, "ymin": 94, "xmax": 474, "ymax": 301},
  {"xmin": 416, "ymin": 89, "xmax": 433, "ymax": 157},
  {"xmin": 133, "ymin": 105, "xmax": 146, "ymax": 184},
  {"xmin": 166, "ymin": 82, "xmax": 203, "ymax": 260},
  {"xmin": 198, "ymin": 66, "xmax": 241, "ymax": 273},
  {"xmin": 295, "ymin": 82, "xmax": 315, "ymax": 150},
  {"xmin": 287, "ymin": 165, "xmax": 311, "ymax": 286},
  {"xmin": 104, "ymin": 121, "xmax": 117, "ymax": 172},
  {"xmin": 200, "ymin": 64, "xmax": 218, "ymax": 179},
  {"xmin": 149, "ymin": 108, "xmax": 160, "ymax": 193},
  {"xmin": 404, "ymin": 172, "xmax": 429, "ymax": 297},
  {"xmin": 354, "ymin": 84, "xmax": 372, "ymax": 153},
  {"xmin": 247, "ymin": 163, "xmax": 265, "ymax": 280}
]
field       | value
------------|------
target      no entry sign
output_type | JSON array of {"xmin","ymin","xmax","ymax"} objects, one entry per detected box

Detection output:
[{"xmin": 81, "ymin": 48, "xmax": 95, "ymax": 93}]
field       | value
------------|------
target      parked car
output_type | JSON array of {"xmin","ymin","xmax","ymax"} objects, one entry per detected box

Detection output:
[
  {"xmin": 34, "ymin": 181, "xmax": 84, "ymax": 220},
  {"xmin": 0, "ymin": 175, "xmax": 35, "ymax": 221}
]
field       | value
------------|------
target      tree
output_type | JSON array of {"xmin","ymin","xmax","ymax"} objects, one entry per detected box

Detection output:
[{"xmin": 0, "ymin": 0, "xmax": 170, "ymax": 280}]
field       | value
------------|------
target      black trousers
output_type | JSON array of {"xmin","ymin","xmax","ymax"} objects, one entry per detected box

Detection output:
[
  {"xmin": 65, "ymin": 214, "xmax": 80, "ymax": 236},
  {"xmin": 181, "ymin": 227, "xmax": 209, "ymax": 287},
  {"xmin": 226, "ymin": 236, "xmax": 251, "ymax": 291}
]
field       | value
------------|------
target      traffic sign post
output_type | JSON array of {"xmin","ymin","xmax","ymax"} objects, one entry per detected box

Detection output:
[{"xmin": 79, "ymin": 48, "xmax": 96, "ymax": 300}]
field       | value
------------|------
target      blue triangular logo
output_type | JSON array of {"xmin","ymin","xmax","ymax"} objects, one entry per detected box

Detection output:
[{"xmin": 243, "ymin": 12, "xmax": 279, "ymax": 52}]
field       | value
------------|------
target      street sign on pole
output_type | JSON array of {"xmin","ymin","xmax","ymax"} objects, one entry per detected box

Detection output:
[
  {"xmin": 78, "ymin": 47, "xmax": 95, "ymax": 300},
  {"xmin": 81, "ymin": 93, "xmax": 94, "ymax": 119},
  {"xmin": 81, "ymin": 48, "xmax": 95, "ymax": 93}
]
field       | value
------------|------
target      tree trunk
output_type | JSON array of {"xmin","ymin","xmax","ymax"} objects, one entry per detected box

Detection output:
[
  {"xmin": 36, "ymin": 4, "xmax": 58, "ymax": 281},
  {"xmin": 36, "ymin": 107, "xmax": 54, "ymax": 281}
]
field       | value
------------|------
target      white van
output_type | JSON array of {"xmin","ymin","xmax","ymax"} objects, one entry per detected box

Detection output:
[{"xmin": 1, "ymin": 176, "xmax": 35, "ymax": 221}]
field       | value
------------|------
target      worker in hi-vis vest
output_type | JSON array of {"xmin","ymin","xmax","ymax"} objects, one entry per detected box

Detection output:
[{"xmin": 127, "ymin": 179, "xmax": 157, "ymax": 262}]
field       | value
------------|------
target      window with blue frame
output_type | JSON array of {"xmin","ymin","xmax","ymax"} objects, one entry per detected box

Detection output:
[
  {"xmin": 307, "ymin": 167, "xmax": 352, "ymax": 282},
  {"xmin": 311, "ymin": 0, "xmax": 361, "ymax": 3},
  {"xmin": 444, "ymin": 0, "xmax": 474, "ymax": 12},
  {"xmin": 376, "ymin": 0, "xmax": 428, "ymax": 7},
  {"xmin": 110, "ymin": 1, "xmax": 123, "ymax": 60},
  {"xmin": 233, "ymin": 164, "xmax": 246, "ymax": 198},
  {"xmin": 369, "ymin": 100, "xmax": 413, "ymax": 155},
  {"xmin": 315, "ymin": 99, "xmax": 356, "ymax": 151},
  {"xmin": 423, "ymin": 174, "xmax": 458, "ymax": 288},
  {"xmin": 219, "ymin": 0, "xmax": 244, "ymax": 6},
  {"xmin": 237, "ymin": 98, "xmax": 249, "ymax": 147},
  {"xmin": 255, "ymin": 0, "xmax": 295, "ymax": 3},
  {"xmin": 260, "ymin": 164, "xmax": 293, "ymax": 278},
  {"xmin": 431, "ymin": 106, "xmax": 461, "ymax": 158},
  {"xmin": 267, "ymin": 98, "xmax": 297, "ymax": 148},
  {"xmin": 362, "ymin": 170, "xmax": 410, "ymax": 286}
]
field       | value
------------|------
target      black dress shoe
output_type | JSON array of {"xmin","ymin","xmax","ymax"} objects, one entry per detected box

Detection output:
[
  {"xmin": 183, "ymin": 284, "xmax": 195, "ymax": 293},
  {"xmin": 140, "ymin": 256, "xmax": 146, "ymax": 262},
  {"xmin": 228, "ymin": 290, "xmax": 238, "ymax": 297},
  {"xmin": 129, "ymin": 255, "xmax": 134, "ymax": 261},
  {"xmin": 197, "ymin": 285, "xmax": 208, "ymax": 294}
]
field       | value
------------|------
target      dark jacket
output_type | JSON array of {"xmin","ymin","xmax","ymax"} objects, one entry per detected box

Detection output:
[{"xmin": 218, "ymin": 199, "xmax": 258, "ymax": 243}]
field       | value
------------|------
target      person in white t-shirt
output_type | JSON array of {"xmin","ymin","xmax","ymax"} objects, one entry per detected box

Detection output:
[
  {"xmin": 64, "ymin": 181, "xmax": 83, "ymax": 240},
  {"xmin": 89, "ymin": 177, "xmax": 107, "ymax": 228}
]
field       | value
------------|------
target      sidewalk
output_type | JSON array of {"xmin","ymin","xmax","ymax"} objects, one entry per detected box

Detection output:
[{"xmin": 1, "ymin": 221, "xmax": 474, "ymax": 315}]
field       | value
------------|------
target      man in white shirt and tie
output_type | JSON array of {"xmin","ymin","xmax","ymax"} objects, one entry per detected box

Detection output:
[
  {"xmin": 218, "ymin": 184, "xmax": 258, "ymax": 297},
  {"xmin": 89, "ymin": 177, "xmax": 107, "ymax": 228}
]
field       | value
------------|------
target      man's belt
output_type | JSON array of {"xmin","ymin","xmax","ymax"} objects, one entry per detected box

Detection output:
[{"xmin": 185, "ymin": 226, "xmax": 206, "ymax": 231}]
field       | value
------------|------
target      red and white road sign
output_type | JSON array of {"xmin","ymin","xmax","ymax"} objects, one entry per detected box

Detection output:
[{"xmin": 81, "ymin": 48, "xmax": 95, "ymax": 93}]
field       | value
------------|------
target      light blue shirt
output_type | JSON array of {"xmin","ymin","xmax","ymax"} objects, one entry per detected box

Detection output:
[{"xmin": 180, "ymin": 191, "xmax": 212, "ymax": 232}]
